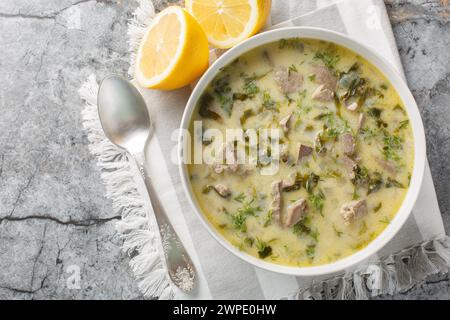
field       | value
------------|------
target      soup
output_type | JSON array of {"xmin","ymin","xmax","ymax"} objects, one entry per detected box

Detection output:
[{"xmin": 187, "ymin": 38, "xmax": 414, "ymax": 267}]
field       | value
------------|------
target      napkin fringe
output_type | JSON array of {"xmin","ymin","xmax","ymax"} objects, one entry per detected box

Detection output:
[
  {"xmin": 289, "ymin": 237, "xmax": 450, "ymax": 300},
  {"xmin": 78, "ymin": 74, "xmax": 174, "ymax": 300}
]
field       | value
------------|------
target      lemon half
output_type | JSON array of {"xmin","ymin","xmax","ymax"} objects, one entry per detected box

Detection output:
[
  {"xmin": 135, "ymin": 6, "xmax": 209, "ymax": 90},
  {"xmin": 186, "ymin": 0, "xmax": 271, "ymax": 49}
]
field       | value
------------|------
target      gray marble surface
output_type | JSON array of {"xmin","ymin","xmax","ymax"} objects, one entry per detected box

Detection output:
[{"xmin": 0, "ymin": 0, "xmax": 448, "ymax": 299}]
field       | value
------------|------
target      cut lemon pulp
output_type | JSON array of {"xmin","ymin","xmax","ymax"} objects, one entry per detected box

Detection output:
[
  {"xmin": 185, "ymin": 0, "xmax": 271, "ymax": 49},
  {"xmin": 135, "ymin": 6, "xmax": 209, "ymax": 90}
]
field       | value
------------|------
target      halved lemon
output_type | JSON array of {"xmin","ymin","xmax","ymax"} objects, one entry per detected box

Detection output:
[
  {"xmin": 185, "ymin": 0, "xmax": 271, "ymax": 49},
  {"xmin": 135, "ymin": 6, "xmax": 209, "ymax": 90}
]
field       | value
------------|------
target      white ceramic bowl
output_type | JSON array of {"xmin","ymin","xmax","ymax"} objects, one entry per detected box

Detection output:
[{"xmin": 178, "ymin": 27, "xmax": 426, "ymax": 276}]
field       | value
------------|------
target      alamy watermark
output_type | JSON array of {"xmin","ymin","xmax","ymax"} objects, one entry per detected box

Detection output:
[{"xmin": 176, "ymin": 121, "xmax": 282, "ymax": 175}]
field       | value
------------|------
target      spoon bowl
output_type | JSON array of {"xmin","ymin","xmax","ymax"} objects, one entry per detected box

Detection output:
[{"xmin": 97, "ymin": 75, "xmax": 151, "ymax": 154}]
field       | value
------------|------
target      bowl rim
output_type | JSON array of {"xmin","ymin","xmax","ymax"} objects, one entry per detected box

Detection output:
[{"xmin": 178, "ymin": 26, "xmax": 426, "ymax": 276}]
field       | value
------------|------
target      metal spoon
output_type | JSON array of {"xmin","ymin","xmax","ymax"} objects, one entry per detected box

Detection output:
[{"xmin": 97, "ymin": 75, "xmax": 196, "ymax": 292}]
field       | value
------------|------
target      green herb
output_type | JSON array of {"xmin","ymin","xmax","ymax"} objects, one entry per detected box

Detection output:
[
  {"xmin": 233, "ymin": 93, "xmax": 248, "ymax": 101},
  {"xmin": 352, "ymin": 186, "xmax": 359, "ymax": 200},
  {"xmin": 198, "ymin": 93, "xmax": 222, "ymax": 122},
  {"xmin": 262, "ymin": 91, "xmax": 277, "ymax": 110},
  {"xmin": 340, "ymin": 72, "xmax": 365, "ymax": 100},
  {"xmin": 314, "ymin": 112, "xmax": 333, "ymax": 121},
  {"xmin": 202, "ymin": 185, "xmax": 213, "ymax": 194},
  {"xmin": 288, "ymin": 64, "xmax": 298, "ymax": 75},
  {"xmin": 383, "ymin": 132, "xmax": 403, "ymax": 162},
  {"xmin": 297, "ymin": 99, "xmax": 312, "ymax": 113},
  {"xmin": 278, "ymin": 38, "xmax": 304, "ymax": 51},
  {"xmin": 314, "ymin": 132, "xmax": 326, "ymax": 154},
  {"xmin": 337, "ymin": 65, "xmax": 371, "ymax": 109},
  {"xmin": 314, "ymin": 51, "xmax": 340, "ymax": 69},
  {"xmin": 263, "ymin": 210, "xmax": 272, "ymax": 227},
  {"xmin": 333, "ymin": 91, "xmax": 343, "ymax": 118},
  {"xmin": 380, "ymin": 84, "xmax": 388, "ymax": 90},
  {"xmin": 333, "ymin": 224, "xmax": 343, "ymax": 237},
  {"xmin": 256, "ymin": 239, "xmax": 272, "ymax": 259},
  {"xmin": 230, "ymin": 212, "xmax": 247, "ymax": 232},
  {"xmin": 325, "ymin": 170, "xmax": 342, "ymax": 179},
  {"xmin": 308, "ymin": 74, "xmax": 316, "ymax": 81},
  {"xmin": 379, "ymin": 216, "xmax": 390, "ymax": 224},
  {"xmin": 305, "ymin": 173, "xmax": 320, "ymax": 193},
  {"xmin": 293, "ymin": 218, "xmax": 311, "ymax": 236},
  {"xmin": 360, "ymin": 127, "xmax": 377, "ymax": 140},
  {"xmin": 368, "ymin": 172, "xmax": 383, "ymax": 195},
  {"xmin": 212, "ymin": 74, "xmax": 233, "ymax": 116},
  {"xmin": 385, "ymin": 177, "xmax": 405, "ymax": 188},
  {"xmin": 217, "ymin": 94, "xmax": 233, "ymax": 116},
  {"xmin": 396, "ymin": 120, "xmax": 409, "ymax": 132},
  {"xmin": 284, "ymin": 93, "xmax": 294, "ymax": 104},
  {"xmin": 323, "ymin": 127, "xmax": 340, "ymax": 140},
  {"xmin": 233, "ymin": 192, "xmax": 246, "ymax": 203},
  {"xmin": 228, "ymin": 198, "xmax": 261, "ymax": 232},
  {"xmin": 367, "ymin": 107, "xmax": 382, "ymax": 118},
  {"xmin": 244, "ymin": 236, "xmax": 254, "ymax": 247},
  {"xmin": 351, "ymin": 165, "xmax": 369, "ymax": 187},
  {"xmin": 309, "ymin": 229, "xmax": 320, "ymax": 242},
  {"xmin": 238, "ymin": 198, "xmax": 261, "ymax": 216},
  {"xmin": 240, "ymin": 109, "xmax": 257, "ymax": 126},
  {"xmin": 358, "ymin": 221, "xmax": 368, "ymax": 235},
  {"xmin": 393, "ymin": 104, "xmax": 406, "ymax": 114},
  {"xmin": 306, "ymin": 243, "xmax": 316, "ymax": 259},
  {"xmin": 242, "ymin": 75, "xmax": 260, "ymax": 97},
  {"xmin": 374, "ymin": 202, "xmax": 382, "ymax": 212},
  {"xmin": 308, "ymin": 190, "xmax": 325, "ymax": 216}
]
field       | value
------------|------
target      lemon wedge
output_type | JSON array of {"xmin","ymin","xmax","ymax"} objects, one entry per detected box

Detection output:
[
  {"xmin": 135, "ymin": 6, "xmax": 209, "ymax": 90},
  {"xmin": 185, "ymin": 0, "xmax": 271, "ymax": 49}
]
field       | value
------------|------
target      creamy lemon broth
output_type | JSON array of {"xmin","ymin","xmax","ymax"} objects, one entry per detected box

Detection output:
[{"xmin": 188, "ymin": 39, "xmax": 414, "ymax": 267}]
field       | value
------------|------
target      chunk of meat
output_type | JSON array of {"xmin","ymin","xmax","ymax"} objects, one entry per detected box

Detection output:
[
  {"xmin": 279, "ymin": 113, "xmax": 292, "ymax": 133},
  {"xmin": 357, "ymin": 113, "xmax": 365, "ymax": 131},
  {"xmin": 274, "ymin": 67, "xmax": 303, "ymax": 94},
  {"xmin": 311, "ymin": 84, "xmax": 334, "ymax": 101},
  {"xmin": 284, "ymin": 199, "xmax": 308, "ymax": 228},
  {"xmin": 270, "ymin": 181, "xmax": 282, "ymax": 225},
  {"xmin": 341, "ymin": 154, "xmax": 358, "ymax": 179},
  {"xmin": 341, "ymin": 133, "xmax": 356, "ymax": 155},
  {"xmin": 212, "ymin": 142, "xmax": 241, "ymax": 174},
  {"xmin": 213, "ymin": 184, "xmax": 231, "ymax": 198},
  {"xmin": 346, "ymin": 102, "xmax": 359, "ymax": 111},
  {"xmin": 375, "ymin": 156, "xmax": 397, "ymax": 175},
  {"xmin": 311, "ymin": 65, "xmax": 337, "ymax": 90},
  {"xmin": 297, "ymin": 143, "xmax": 313, "ymax": 162},
  {"xmin": 340, "ymin": 199, "xmax": 368, "ymax": 225}
]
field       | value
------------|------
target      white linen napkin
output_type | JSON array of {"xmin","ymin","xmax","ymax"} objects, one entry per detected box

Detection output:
[{"xmin": 79, "ymin": 0, "xmax": 449, "ymax": 300}]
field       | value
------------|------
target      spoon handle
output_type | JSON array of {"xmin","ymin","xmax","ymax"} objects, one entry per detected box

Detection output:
[{"xmin": 134, "ymin": 154, "xmax": 196, "ymax": 293}]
